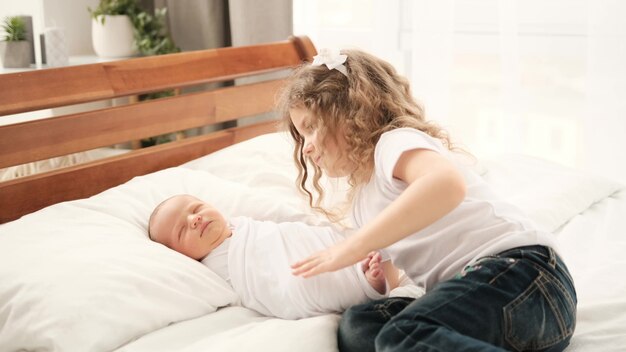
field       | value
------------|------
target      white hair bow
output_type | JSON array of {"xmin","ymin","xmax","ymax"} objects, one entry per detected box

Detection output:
[{"xmin": 312, "ymin": 48, "xmax": 348, "ymax": 77}]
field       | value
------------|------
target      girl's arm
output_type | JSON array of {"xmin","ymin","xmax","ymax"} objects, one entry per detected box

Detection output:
[{"xmin": 292, "ymin": 148, "xmax": 466, "ymax": 278}]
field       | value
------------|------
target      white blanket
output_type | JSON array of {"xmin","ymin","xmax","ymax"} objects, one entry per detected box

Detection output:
[{"xmin": 228, "ymin": 216, "xmax": 385, "ymax": 319}]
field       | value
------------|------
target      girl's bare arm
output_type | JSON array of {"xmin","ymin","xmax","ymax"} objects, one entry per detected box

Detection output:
[{"xmin": 292, "ymin": 149, "xmax": 466, "ymax": 278}]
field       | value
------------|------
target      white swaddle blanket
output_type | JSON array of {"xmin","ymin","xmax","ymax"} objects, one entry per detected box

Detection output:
[{"xmin": 226, "ymin": 216, "xmax": 385, "ymax": 319}]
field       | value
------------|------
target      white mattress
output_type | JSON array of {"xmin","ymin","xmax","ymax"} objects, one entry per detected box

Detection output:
[
  {"xmin": 1, "ymin": 132, "xmax": 625, "ymax": 352},
  {"xmin": 115, "ymin": 194, "xmax": 626, "ymax": 352}
]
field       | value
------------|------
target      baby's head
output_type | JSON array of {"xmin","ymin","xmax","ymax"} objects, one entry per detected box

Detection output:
[{"xmin": 148, "ymin": 194, "xmax": 232, "ymax": 260}]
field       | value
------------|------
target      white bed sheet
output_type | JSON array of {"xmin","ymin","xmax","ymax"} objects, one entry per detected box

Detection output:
[
  {"xmin": 555, "ymin": 189, "xmax": 626, "ymax": 352},
  {"xmin": 115, "ymin": 306, "xmax": 340, "ymax": 352},
  {"xmin": 1, "ymin": 132, "xmax": 625, "ymax": 352},
  {"xmin": 117, "ymin": 133, "xmax": 626, "ymax": 352}
]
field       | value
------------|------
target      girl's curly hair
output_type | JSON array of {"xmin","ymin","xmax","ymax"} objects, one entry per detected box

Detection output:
[{"xmin": 277, "ymin": 49, "xmax": 457, "ymax": 222}]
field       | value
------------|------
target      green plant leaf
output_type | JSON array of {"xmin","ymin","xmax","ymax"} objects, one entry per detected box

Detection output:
[
  {"xmin": 87, "ymin": 0, "xmax": 140, "ymax": 19},
  {"xmin": 1, "ymin": 16, "xmax": 27, "ymax": 41}
]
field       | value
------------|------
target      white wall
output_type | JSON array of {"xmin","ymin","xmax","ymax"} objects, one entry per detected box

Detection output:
[
  {"xmin": 0, "ymin": 0, "xmax": 98, "ymax": 64},
  {"xmin": 42, "ymin": 0, "xmax": 100, "ymax": 55}
]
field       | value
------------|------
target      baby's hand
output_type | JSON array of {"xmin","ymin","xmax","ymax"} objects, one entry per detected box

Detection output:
[
  {"xmin": 362, "ymin": 251, "xmax": 386, "ymax": 294},
  {"xmin": 361, "ymin": 251, "xmax": 382, "ymax": 276}
]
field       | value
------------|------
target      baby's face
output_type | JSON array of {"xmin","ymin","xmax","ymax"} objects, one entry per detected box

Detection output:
[{"xmin": 150, "ymin": 195, "xmax": 231, "ymax": 260}]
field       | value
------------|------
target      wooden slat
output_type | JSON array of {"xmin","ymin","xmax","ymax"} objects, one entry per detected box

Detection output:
[
  {"xmin": 0, "ymin": 120, "xmax": 278, "ymax": 223},
  {"xmin": 290, "ymin": 36, "xmax": 318, "ymax": 62},
  {"xmin": 0, "ymin": 65, "xmax": 114, "ymax": 116},
  {"xmin": 0, "ymin": 79, "xmax": 285, "ymax": 168},
  {"xmin": 104, "ymin": 42, "xmax": 299, "ymax": 95},
  {"xmin": 0, "ymin": 38, "xmax": 305, "ymax": 116}
]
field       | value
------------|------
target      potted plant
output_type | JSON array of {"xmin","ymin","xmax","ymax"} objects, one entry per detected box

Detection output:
[
  {"xmin": 89, "ymin": 1, "xmax": 180, "ymax": 146},
  {"xmin": 89, "ymin": 1, "xmax": 179, "ymax": 59},
  {"xmin": 0, "ymin": 16, "xmax": 32, "ymax": 68},
  {"xmin": 132, "ymin": 7, "xmax": 180, "ymax": 146},
  {"xmin": 89, "ymin": 0, "xmax": 140, "ymax": 58},
  {"xmin": 133, "ymin": 8, "xmax": 179, "ymax": 56}
]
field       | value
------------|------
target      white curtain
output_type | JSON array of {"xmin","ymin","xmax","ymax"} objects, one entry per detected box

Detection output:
[
  {"xmin": 293, "ymin": 0, "xmax": 626, "ymax": 183},
  {"xmin": 584, "ymin": 1, "xmax": 626, "ymax": 183},
  {"xmin": 405, "ymin": 0, "xmax": 626, "ymax": 182}
]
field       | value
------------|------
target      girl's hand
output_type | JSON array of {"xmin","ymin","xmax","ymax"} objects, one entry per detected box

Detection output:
[{"xmin": 291, "ymin": 240, "xmax": 369, "ymax": 278}]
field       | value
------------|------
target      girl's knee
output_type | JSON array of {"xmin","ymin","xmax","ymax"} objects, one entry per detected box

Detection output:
[
  {"xmin": 338, "ymin": 306, "xmax": 362, "ymax": 334},
  {"xmin": 338, "ymin": 305, "xmax": 380, "ymax": 352},
  {"xmin": 338, "ymin": 301, "xmax": 381, "ymax": 334},
  {"xmin": 375, "ymin": 318, "xmax": 427, "ymax": 352},
  {"xmin": 339, "ymin": 298, "xmax": 416, "ymax": 351}
]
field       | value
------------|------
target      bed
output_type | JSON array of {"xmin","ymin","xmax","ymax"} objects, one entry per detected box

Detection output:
[{"xmin": 1, "ymin": 36, "xmax": 625, "ymax": 352}]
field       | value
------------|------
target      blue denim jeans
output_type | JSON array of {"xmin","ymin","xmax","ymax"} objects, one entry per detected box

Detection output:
[{"xmin": 338, "ymin": 245, "xmax": 577, "ymax": 352}]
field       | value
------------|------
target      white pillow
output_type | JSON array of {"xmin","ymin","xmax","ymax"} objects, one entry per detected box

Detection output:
[
  {"xmin": 480, "ymin": 154, "xmax": 624, "ymax": 232},
  {"xmin": 0, "ymin": 167, "xmax": 319, "ymax": 352},
  {"xmin": 188, "ymin": 132, "xmax": 626, "ymax": 232},
  {"xmin": 182, "ymin": 132, "xmax": 351, "ymax": 220},
  {"xmin": 186, "ymin": 133, "xmax": 626, "ymax": 233},
  {"xmin": 182, "ymin": 132, "xmax": 303, "ymax": 200}
]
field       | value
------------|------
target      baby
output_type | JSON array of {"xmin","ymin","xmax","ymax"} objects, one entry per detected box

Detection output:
[{"xmin": 148, "ymin": 194, "xmax": 397, "ymax": 319}]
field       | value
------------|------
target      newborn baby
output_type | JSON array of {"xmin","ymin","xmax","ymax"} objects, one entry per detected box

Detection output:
[{"xmin": 148, "ymin": 194, "xmax": 396, "ymax": 319}]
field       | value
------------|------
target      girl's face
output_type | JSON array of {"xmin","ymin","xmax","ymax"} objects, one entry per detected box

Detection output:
[
  {"xmin": 150, "ymin": 195, "xmax": 231, "ymax": 260},
  {"xmin": 290, "ymin": 107, "xmax": 350, "ymax": 178}
]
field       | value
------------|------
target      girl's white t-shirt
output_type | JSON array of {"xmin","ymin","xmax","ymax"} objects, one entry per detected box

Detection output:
[{"xmin": 351, "ymin": 128, "xmax": 557, "ymax": 291}]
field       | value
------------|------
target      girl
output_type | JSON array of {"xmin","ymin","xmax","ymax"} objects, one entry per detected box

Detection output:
[{"xmin": 279, "ymin": 48, "xmax": 577, "ymax": 351}]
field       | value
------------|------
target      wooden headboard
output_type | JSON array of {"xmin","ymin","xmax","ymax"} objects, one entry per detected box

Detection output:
[{"xmin": 0, "ymin": 36, "xmax": 317, "ymax": 223}]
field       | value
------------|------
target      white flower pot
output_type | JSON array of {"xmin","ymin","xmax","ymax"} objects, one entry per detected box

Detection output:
[{"xmin": 91, "ymin": 15, "xmax": 137, "ymax": 58}]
